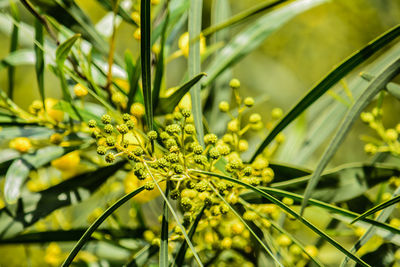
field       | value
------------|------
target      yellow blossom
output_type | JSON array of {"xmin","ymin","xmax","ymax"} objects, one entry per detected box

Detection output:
[{"xmin": 9, "ymin": 137, "xmax": 32, "ymax": 153}]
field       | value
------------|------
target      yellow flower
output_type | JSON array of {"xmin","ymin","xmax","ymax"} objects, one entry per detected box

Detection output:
[
  {"xmin": 44, "ymin": 242, "xmax": 63, "ymax": 266},
  {"xmin": 276, "ymin": 234, "xmax": 292, "ymax": 247},
  {"xmin": 9, "ymin": 137, "xmax": 32, "ymax": 153},
  {"xmin": 133, "ymin": 28, "xmax": 141, "ymax": 40},
  {"xmin": 304, "ymin": 245, "xmax": 318, "ymax": 258},
  {"xmin": 73, "ymin": 83, "xmax": 88, "ymax": 97},
  {"xmin": 124, "ymin": 171, "xmax": 165, "ymax": 203},
  {"xmin": 178, "ymin": 32, "xmax": 206, "ymax": 58},
  {"xmin": 51, "ymin": 151, "xmax": 80, "ymax": 172},
  {"xmin": 45, "ymin": 98, "xmax": 64, "ymax": 122},
  {"xmin": 131, "ymin": 11, "xmax": 140, "ymax": 25}
]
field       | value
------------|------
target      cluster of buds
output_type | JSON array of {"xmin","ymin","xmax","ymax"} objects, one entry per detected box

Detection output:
[
  {"xmin": 360, "ymin": 107, "xmax": 400, "ymax": 155},
  {"xmin": 89, "ymin": 78, "xmax": 293, "ymax": 264}
]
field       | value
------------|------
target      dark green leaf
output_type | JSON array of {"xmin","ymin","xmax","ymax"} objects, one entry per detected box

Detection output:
[
  {"xmin": 352, "ymin": 195, "xmax": 400, "ymax": 224},
  {"xmin": 140, "ymin": 0, "xmax": 152, "ymax": 130},
  {"xmin": 62, "ymin": 182, "xmax": 146, "ymax": 266},
  {"xmin": 301, "ymin": 57, "xmax": 400, "ymax": 214},
  {"xmin": 250, "ymin": 23, "xmax": 400, "ymax": 162},
  {"xmin": 34, "ymin": 18, "xmax": 45, "ymax": 107},
  {"xmin": 125, "ymin": 52, "xmax": 141, "ymax": 112},
  {"xmin": 55, "ymin": 33, "xmax": 80, "ymax": 67},
  {"xmin": 386, "ymin": 82, "xmax": 400, "ymax": 100}
]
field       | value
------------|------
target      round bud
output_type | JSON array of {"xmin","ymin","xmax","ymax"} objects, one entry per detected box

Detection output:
[
  {"xmin": 122, "ymin": 113, "xmax": 131, "ymax": 122},
  {"xmin": 204, "ymin": 133, "xmax": 218, "ymax": 145},
  {"xmin": 144, "ymin": 181, "xmax": 155, "ymax": 191},
  {"xmin": 271, "ymin": 108, "xmax": 283, "ymax": 119},
  {"xmin": 229, "ymin": 78, "xmax": 241, "ymax": 89},
  {"xmin": 97, "ymin": 146, "xmax": 107, "ymax": 155},
  {"xmin": 147, "ymin": 130, "xmax": 158, "ymax": 140},
  {"xmin": 243, "ymin": 211, "xmax": 258, "ymax": 221},
  {"xmin": 88, "ymin": 120, "xmax": 97, "ymax": 128},
  {"xmin": 208, "ymin": 147, "xmax": 220, "ymax": 160},
  {"xmin": 173, "ymin": 164, "xmax": 184, "ymax": 174},
  {"xmin": 73, "ymin": 83, "xmax": 88, "ymax": 97},
  {"xmin": 170, "ymin": 189, "xmax": 180, "ymax": 200},
  {"xmin": 50, "ymin": 133, "xmax": 63, "ymax": 144},
  {"xmin": 126, "ymin": 120, "xmax": 135, "ymax": 129},
  {"xmin": 101, "ymin": 114, "xmax": 112, "ymax": 124},
  {"xmin": 181, "ymin": 109, "xmax": 191, "ymax": 118},
  {"xmin": 219, "ymin": 101, "xmax": 230, "ymax": 112},
  {"xmin": 386, "ymin": 129, "xmax": 398, "ymax": 141},
  {"xmin": 106, "ymin": 136, "xmax": 116, "ymax": 146},
  {"xmin": 180, "ymin": 197, "xmax": 193, "ymax": 211},
  {"xmin": 238, "ymin": 139, "xmax": 249, "ymax": 152},
  {"xmin": 227, "ymin": 119, "xmax": 239, "ymax": 132},
  {"xmin": 243, "ymin": 166, "xmax": 253, "ymax": 176},
  {"xmin": 184, "ymin": 124, "xmax": 196, "ymax": 135},
  {"xmin": 133, "ymin": 147, "xmax": 144, "ymax": 156},
  {"xmin": 166, "ymin": 153, "xmax": 179, "ymax": 163},
  {"xmin": 192, "ymin": 144, "xmax": 204, "ymax": 155},
  {"xmin": 104, "ymin": 124, "xmax": 114, "ymax": 134},
  {"xmin": 244, "ymin": 97, "xmax": 254, "ymax": 107},
  {"xmin": 117, "ymin": 124, "xmax": 129, "ymax": 134},
  {"xmin": 105, "ymin": 153, "xmax": 115, "ymax": 163},
  {"xmin": 249, "ymin": 113, "xmax": 262, "ymax": 124}
]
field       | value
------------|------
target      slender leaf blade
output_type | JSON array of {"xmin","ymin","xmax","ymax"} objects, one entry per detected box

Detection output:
[
  {"xmin": 351, "ymin": 195, "xmax": 400, "ymax": 224},
  {"xmin": 34, "ymin": 18, "xmax": 45, "ymax": 107}
]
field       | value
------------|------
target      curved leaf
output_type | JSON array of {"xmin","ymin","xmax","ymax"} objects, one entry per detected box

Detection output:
[
  {"xmin": 351, "ymin": 195, "xmax": 400, "ymax": 224},
  {"xmin": 300, "ymin": 57, "xmax": 400, "ymax": 214},
  {"xmin": 250, "ymin": 23, "xmax": 400, "ymax": 162}
]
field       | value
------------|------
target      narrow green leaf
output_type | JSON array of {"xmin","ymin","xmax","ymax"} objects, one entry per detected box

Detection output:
[
  {"xmin": 202, "ymin": 0, "xmax": 287, "ymax": 38},
  {"xmin": 126, "ymin": 245, "xmax": 159, "ymax": 267},
  {"xmin": 56, "ymin": 34, "xmax": 80, "ymax": 67},
  {"xmin": 34, "ymin": 18, "xmax": 45, "ymax": 108},
  {"xmin": 56, "ymin": 34, "xmax": 80, "ymax": 101},
  {"xmin": 189, "ymin": 0, "xmax": 204, "ymax": 147},
  {"xmin": 250, "ymin": 23, "xmax": 400, "ymax": 162},
  {"xmin": 173, "ymin": 206, "xmax": 205, "ymax": 267},
  {"xmin": 62, "ymin": 183, "xmax": 147, "ymax": 267},
  {"xmin": 7, "ymin": 0, "xmax": 19, "ymax": 100},
  {"xmin": 241, "ymin": 187, "xmax": 400, "ymax": 236},
  {"xmin": 351, "ymin": 195, "xmax": 400, "ymax": 224},
  {"xmin": 0, "ymin": 49, "xmax": 35, "ymax": 71},
  {"xmin": 300, "ymin": 57, "xmax": 400, "ymax": 215},
  {"xmin": 203, "ymin": 0, "xmax": 327, "ymax": 87},
  {"xmin": 125, "ymin": 52, "xmax": 141, "ymax": 112},
  {"xmin": 140, "ymin": 0, "xmax": 153, "ymax": 130},
  {"xmin": 4, "ymin": 146, "xmax": 73, "ymax": 204},
  {"xmin": 152, "ymin": 8, "xmax": 169, "ymax": 110},
  {"xmin": 191, "ymin": 169, "xmax": 370, "ymax": 267},
  {"xmin": 271, "ymin": 163, "xmax": 400, "ymax": 203},
  {"xmin": 155, "ymin": 73, "xmax": 207, "ymax": 115},
  {"xmin": 160, "ymin": 185, "xmax": 169, "ymax": 267}
]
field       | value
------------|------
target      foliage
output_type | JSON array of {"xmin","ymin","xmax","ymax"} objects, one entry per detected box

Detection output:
[{"xmin": 0, "ymin": 0, "xmax": 399, "ymax": 266}]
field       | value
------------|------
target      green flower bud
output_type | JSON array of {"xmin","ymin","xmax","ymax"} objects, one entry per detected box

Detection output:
[
  {"xmin": 105, "ymin": 152, "xmax": 115, "ymax": 163},
  {"xmin": 133, "ymin": 147, "xmax": 144, "ymax": 156},
  {"xmin": 173, "ymin": 164, "xmax": 184, "ymax": 174},
  {"xmin": 243, "ymin": 210, "xmax": 258, "ymax": 220},
  {"xmin": 165, "ymin": 138, "xmax": 177, "ymax": 149},
  {"xmin": 166, "ymin": 124, "xmax": 181, "ymax": 135},
  {"xmin": 126, "ymin": 120, "xmax": 135, "ymax": 129},
  {"xmin": 195, "ymin": 181, "xmax": 208, "ymax": 192},
  {"xmin": 117, "ymin": 124, "xmax": 129, "ymax": 134},
  {"xmin": 229, "ymin": 78, "xmax": 240, "ymax": 89},
  {"xmin": 208, "ymin": 147, "xmax": 220, "ymax": 159},
  {"xmin": 243, "ymin": 166, "xmax": 253, "ymax": 176},
  {"xmin": 158, "ymin": 158, "xmax": 169, "ymax": 168},
  {"xmin": 97, "ymin": 146, "xmax": 107, "ymax": 155},
  {"xmin": 204, "ymin": 133, "xmax": 218, "ymax": 145},
  {"xmin": 122, "ymin": 113, "xmax": 131, "ymax": 122},
  {"xmin": 244, "ymin": 97, "xmax": 254, "ymax": 107},
  {"xmin": 192, "ymin": 144, "xmax": 204, "ymax": 155},
  {"xmin": 271, "ymin": 108, "xmax": 283, "ymax": 119},
  {"xmin": 88, "ymin": 120, "xmax": 97, "ymax": 128},
  {"xmin": 147, "ymin": 130, "xmax": 158, "ymax": 140},
  {"xmin": 180, "ymin": 197, "xmax": 193, "ymax": 211},
  {"xmin": 104, "ymin": 124, "xmax": 114, "ymax": 134},
  {"xmin": 101, "ymin": 114, "xmax": 112, "ymax": 124},
  {"xmin": 106, "ymin": 136, "xmax": 116, "ymax": 146},
  {"xmin": 219, "ymin": 101, "xmax": 230, "ymax": 112},
  {"xmin": 166, "ymin": 153, "xmax": 179, "ymax": 163},
  {"xmin": 170, "ymin": 189, "xmax": 180, "ymax": 200},
  {"xmin": 184, "ymin": 124, "xmax": 196, "ymax": 135},
  {"xmin": 169, "ymin": 145, "xmax": 180, "ymax": 154},
  {"xmin": 144, "ymin": 181, "xmax": 155, "ymax": 191},
  {"xmin": 181, "ymin": 109, "xmax": 191, "ymax": 118},
  {"xmin": 194, "ymin": 155, "xmax": 207, "ymax": 165},
  {"xmin": 249, "ymin": 113, "xmax": 262, "ymax": 124},
  {"xmin": 160, "ymin": 131, "xmax": 170, "ymax": 140}
]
